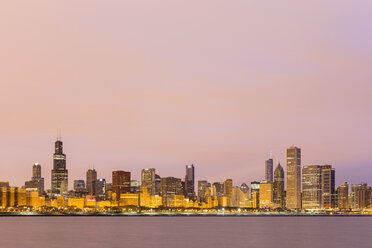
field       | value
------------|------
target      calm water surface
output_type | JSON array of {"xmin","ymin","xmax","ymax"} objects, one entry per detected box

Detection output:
[{"xmin": 0, "ymin": 216, "xmax": 371, "ymax": 248}]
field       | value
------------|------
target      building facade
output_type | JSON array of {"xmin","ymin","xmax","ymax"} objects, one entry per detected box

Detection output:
[
  {"xmin": 51, "ymin": 140, "xmax": 68, "ymax": 195},
  {"xmin": 286, "ymin": 146, "xmax": 301, "ymax": 209}
]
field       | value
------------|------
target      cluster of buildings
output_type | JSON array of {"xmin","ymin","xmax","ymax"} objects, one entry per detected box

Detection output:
[{"xmin": 0, "ymin": 140, "xmax": 371, "ymax": 214}]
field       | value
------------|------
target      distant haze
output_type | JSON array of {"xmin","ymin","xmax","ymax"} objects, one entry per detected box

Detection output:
[{"xmin": 0, "ymin": 1, "xmax": 371, "ymax": 189}]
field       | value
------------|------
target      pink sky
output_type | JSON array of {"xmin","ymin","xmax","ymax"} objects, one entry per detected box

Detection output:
[{"xmin": 0, "ymin": 1, "xmax": 371, "ymax": 189}]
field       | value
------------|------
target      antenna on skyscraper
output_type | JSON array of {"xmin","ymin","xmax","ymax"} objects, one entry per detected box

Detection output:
[
  {"xmin": 270, "ymin": 150, "xmax": 273, "ymax": 159},
  {"xmin": 57, "ymin": 129, "xmax": 61, "ymax": 141}
]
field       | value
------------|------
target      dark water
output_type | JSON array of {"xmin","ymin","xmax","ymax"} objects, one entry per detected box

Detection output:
[{"xmin": 0, "ymin": 216, "xmax": 371, "ymax": 248}]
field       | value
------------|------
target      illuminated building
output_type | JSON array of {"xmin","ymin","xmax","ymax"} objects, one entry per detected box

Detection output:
[
  {"xmin": 224, "ymin": 179, "xmax": 233, "ymax": 206},
  {"xmin": 352, "ymin": 183, "xmax": 371, "ymax": 210},
  {"xmin": 32, "ymin": 163, "xmax": 44, "ymax": 195},
  {"xmin": 265, "ymin": 157, "xmax": 273, "ymax": 182},
  {"xmin": 51, "ymin": 139, "xmax": 68, "ymax": 195},
  {"xmin": 184, "ymin": 164, "xmax": 195, "ymax": 200},
  {"xmin": 250, "ymin": 181, "xmax": 260, "ymax": 208},
  {"xmin": 150, "ymin": 195, "xmax": 162, "ymax": 208},
  {"xmin": 0, "ymin": 187, "xmax": 17, "ymax": 208},
  {"xmin": 140, "ymin": 186, "xmax": 151, "ymax": 207},
  {"xmin": 273, "ymin": 163, "xmax": 285, "ymax": 209},
  {"xmin": 259, "ymin": 181, "xmax": 274, "ymax": 209},
  {"xmin": 131, "ymin": 180, "xmax": 140, "ymax": 193},
  {"xmin": 286, "ymin": 146, "xmax": 301, "ymax": 209},
  {"xmin": 160, "ymin": 177, "xmax": 183, "ymax": 197},
  {"xmin": 85, "ymin": 196, "xmax": 96, "ymax": 208},
  {"xmin": 155, "ymin": 174, "xmax": 161, "ymax": 195},
  {"xmin": 119, "ymin": 193, "xmax": 139, "ymax": 207},
  {"xmin": 26, "ymin": 189, "xmax": 40, "ymax": 208},
  {"xmin": 212, "ymin": 182, "xmax": 224, "ymax": 197},
  {"xmin": 320, "ymin": 165, "xmax": 335, "ymax": 209},
  {"xmin": 302, "ymin": 165, "xmax": 321, "ymax": 209},
  {"xmin": 166, "ymin": 195, "xmax": 185, "ymax": 208},
  {"xmin": 97, "ymin": 201, "xmax": 111, "ymax": 209},
  {"xmin": 197, "ymin": 180, "xmax": 210, "ymax": 203},
  {"xmin": 141, "ymin": 168, "xmax": 156, "ymax": 195},
  {"xmin": 68, "ymin": 198, "xmax": 85, "ymax": 209},
  {"xmin": 337, "ymin": 182, "xmax": 349, "ymax": 211},
  {"xmin": 74, "ymin": 180, "xmax": 85, "ymax": 190},
  {"xmin": 0, "ymin": 182, "xmax": 9, "ymax": 188},
  {"xmin": 86, "ymin": 169, "xmax": 97, "ymax": 196},
  {"xmin": 95, "ymin": 178, "xmax": 106, "ymax": 200},
  {"xmin": 112, "ymin": 171, "xmax": 131, "ymax": 201},
  {"xmin": 17, "ymin": 188, "xmax": 27, "ymax": 206}
]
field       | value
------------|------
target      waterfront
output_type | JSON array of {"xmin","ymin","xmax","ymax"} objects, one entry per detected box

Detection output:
[{"xmin": 0, "ymin": 216, "xmax": 371, "ymax": 248}]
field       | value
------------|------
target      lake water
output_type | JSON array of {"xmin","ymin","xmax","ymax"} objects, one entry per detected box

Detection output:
[{"xmin": 0, "ymin": 216, "xmax": 371, "ymax": 248}]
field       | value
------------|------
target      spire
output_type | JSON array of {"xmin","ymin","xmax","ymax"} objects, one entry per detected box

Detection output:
[
  {"xmin": 57, "ymin": 129, "xmax": 62, "ymax": 141},
  {"xmin": 270, "ymin": 150, "xmax": 273, "ymax": 159}
]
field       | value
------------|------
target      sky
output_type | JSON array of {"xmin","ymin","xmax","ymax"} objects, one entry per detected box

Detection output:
[{"xmin": 0, "ymin": 0, "xmax": 371, "ymax": 189}]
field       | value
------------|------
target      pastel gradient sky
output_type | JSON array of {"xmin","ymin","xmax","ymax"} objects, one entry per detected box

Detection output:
[{"xmin": 0, "ymin": 1, "xmax": 371, "ymax": 189}]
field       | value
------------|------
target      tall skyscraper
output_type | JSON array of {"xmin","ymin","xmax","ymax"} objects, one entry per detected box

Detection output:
[
  {"xmin": 51, "ymin": 139, "xmax": 68, "ymax": 195},
  {"xmin": 197, "ymin": 180, "xmax": 210, "ymax": 203},
  {"xmin": 74, "ymin": 180, "xmax": 85, "ymax": 191},
  {"xmin": 141, "ymin": 168, "xmax": 156, "ymax": 195},
  {"xmin": 320, "ymin": 165, "xmax": 335, "ymax": 209},
  {"xmin": 273, "ymin": 163, "xmax": 285, "ymax": 209},
  {"xmin": 112, "ymin": 171, "xmax": 131, "ymax": 201},
  {"xmin": 224, "ymin": 179, "xmax": 233, "ymax": 206},
  {"xmin": 26, "ymin": 162, "xmax": 44, "ymax": 196},
  {"xmin": 286, "ymin": 146, "xmax": 301, "ymax": 209},
  {"xmin": 95, "ymin": 178, "xmax": 106, "ymax": 200},
  {"xmin": 185, "ymin": 164, "xmax": 195, "ymax": 199},
  {"xmin": 32, "ymin": 163, "xmax": 41, "ymax": 180},
  {"xmin": 86, "ymin": 169, "xmax": 97, "ymax": 196},
  {"xmin": 302, "ymin": 165, "xmax": 321, "ymax": 209},
  {"xmin": 160, "ymin": 177, "xmax": 183, "ymax": 196},
  {"xmin": 259, "ymin": 181, "xmax": 274, "ymax": 208},
  {"xmin": 337, "ymin": 182, "xmax": 349, "ymax": 211},
  {"xmin": 265, "ymin": 157, "xmax": 273, "ymax": 182}
]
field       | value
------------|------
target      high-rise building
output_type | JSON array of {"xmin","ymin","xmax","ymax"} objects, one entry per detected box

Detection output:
[
  {"xmin": 141, "ymin": 168, "xmax": 156, "ymax": 195},
  {"xmin": 197, "ymin": 180, "xmax": 210, "ymax": 203},
  {"xmin": 265, "ymin": 158, "xmax": 273, "ymax": 182},
  {"xmin": 240, "ymin": 183, "xmax": 249, "ymax": 194},
  {"xmin": 25, "ymin": 163, "xmax": 44, "ymax": 196},
  {"xmin": 337, "ymin": 182, "xmax": 349, "ymax": 211},
  {"xmin": 185, "ymin": 164, "xmax": 195, "ymax": 199},
  {"xmin": 302, "ymin": 165, "xmax": 321, "ymax": 209},
  {"xmin": 224, "ymin": 179, "xmax": 233, "ymax": 206},
  {"xmin": 32, "ymin": 163, "xmax": 41, "ymax": 180},
  {"xmin": 74, "ymin": 180, "xmax": 85, "ymax": 191},
  {"xmin": 131, "ymin": 180, "xmax": 140, "ymax": 193},
  {"xmin": 86, "ymin": 169, "xmax": 97, "ymax": 196},
  {"xmin": 320, "ymin": 165, "xmax": 335, "ymax": 209},
  {"xmin": 352, "ymin": 183, "xmax": 371, "ymax": 210},
  {"xmin": 273, "ymin": 163, "xmax": 285, "ymax": 209},
  {"xmin": 212, "ymin": 182, "xmax": 224, "ymax": 197},
  {"xmin": 286, "ymin": 146, "xmax": 301, "ymax": 209},
  {"xmin": 51, "ymin": 139, "xmax": 68, "ymax": 195},
  {"xmin": 259, "ymin": 181, "xmax": 274, "ymax": 208},
  {"xmin": 155, "ymin": 174, "xmax": 161, "ymax": 195},
  {"xmin": 160, "ymin": 177, "xmax": 183, "ymax": 196},
  {"xmin": 95, "ymin": 178, "xmax": 106, "ymax": 200},
  {"xmin": 112, "ymin": 171, "xmax": 131, "ymax": 201}
]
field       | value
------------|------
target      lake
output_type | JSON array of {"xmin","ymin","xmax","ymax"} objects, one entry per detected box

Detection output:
[{"xmin": 0, "ymin": 216, "xmax": 370, "ymax": 248}]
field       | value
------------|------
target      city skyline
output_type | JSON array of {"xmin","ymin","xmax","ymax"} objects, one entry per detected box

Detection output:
[
  {"xmin": 0, "ymin": 136, "xmax": 370, "ymax": 192},
  {"xmin": 1, "ymin": 1, "xmax": 372, "ymax": 190}
]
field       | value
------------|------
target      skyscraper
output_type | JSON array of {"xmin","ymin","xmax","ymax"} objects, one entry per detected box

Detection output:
[
  {"xmin": 112, "ymin": 171, "xmax": 131, "ymax": 201},
  {"xmin": 224, "ymin": 179, "xmax": 233, "ymax": 206},
  {"xmin": 32, "ymin": 163, "xmax": 41, "ymax": 180},
  {"xmin": 286, "ymin": 146, "xmax": 301, "ymax": 209},
  {"xmin": 141, "ymin": 168, "xmax": 156, "ymax": 195},
  {"xmin": 337, "ymin": 182, "xmax": 349, "ymax": 211},
  {"xmin": 95, "ymin": 178, "xmax": 106, "ymax": 200},
  {"xmin": 320, "ymin": 165, "xmax": 335, "ymax": 209},
  {"xmin": 259, "ymin": 181, "xmax": 274, "ymax": 208},
  {"xmin": 197, "ymin": 180, "xmax": 210, "ymax": 203},
  {"xmin": 273, "ymin": 163, "xmax": 285, "ymax": 209},
  {"xmin": 302, "ymin": 165, "xmax": 321, "ymax": 209},
  {"xmin": 265, "ymin": 157, "xmax": 273, "ymax": 182},
  {"xmin": 185, "ymin": 164, "xmax": 195, "ymax": 199},
  {"xmin": 86, "ymin": 169, "xmax": 97, "ymax": 196},
  {"xmin": 25, "ymin": 162, "xmax": 44, "ymax": 196},
  {"xmin": 51, "ymin": 139, "xmax": 68, "ymax": 195}
]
